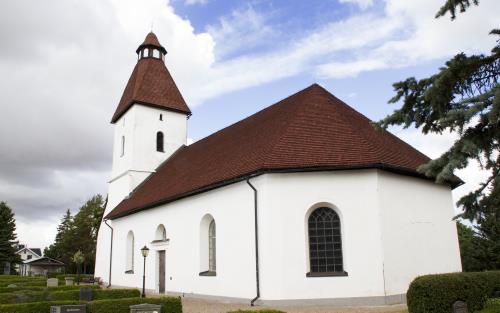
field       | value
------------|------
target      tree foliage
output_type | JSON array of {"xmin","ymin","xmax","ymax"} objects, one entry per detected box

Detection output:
[
  {"xmin": 0, "ymin": 202, "xmax": 22, "ymax": 273},
  {"xmin": 44, "ymin": 195, "xmax": 105, "ymax": 274},
  {"xmin": 379, "ymin": 1, "xmax": 499, "ymax": 270}
]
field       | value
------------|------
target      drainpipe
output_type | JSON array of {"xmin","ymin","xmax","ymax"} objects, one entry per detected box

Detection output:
[
  {"xmin": 246, "ymin": 179, "xmax": 260, "ymax": 306},
  {"xmin": 104, "ymin": 219, "xmax": 114, "ymax": 288}
]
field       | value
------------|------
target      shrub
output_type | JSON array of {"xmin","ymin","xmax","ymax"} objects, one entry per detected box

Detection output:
[
  {"xmin": 87, "ymin": 296, "xmax": 182, "ymax": 313},
  {"xmin": 93, "ymin": 289, "xmax": 140, "ymax": 300},
  {"xmin": 407, "ymin": 271, "xmax": 500, "ymax": 313},
  {"xmin": 0, "ymin": 288, "xmax": 138, "ymax": 304},
  {"xmin": 0, "ymin": 284, "xmax": 100, "ymax": 294},
  {"xmin": 0, "ymin": 300, "xmax": 84, "ymax": 313}
]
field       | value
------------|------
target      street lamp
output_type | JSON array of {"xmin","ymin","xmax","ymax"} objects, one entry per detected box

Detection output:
[{"xmin": 140, "ymin": 245, "xmax": 150, "ymax": 298}]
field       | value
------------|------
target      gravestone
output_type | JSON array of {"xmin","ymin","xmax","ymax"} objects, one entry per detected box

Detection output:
[
  {"xmin": 6, "ymin": 284, "xmax": 17, "ymax": 288},
  {"xmin": 79, "ymin": 286, "xmax": 93, "ymax": 301},
  {"xmin": 47, "ymin": 278, "xmax": 59, "ymax": 287},
  {"xmin": 65, "ymin": 277, "xmax": 74, "ymax": 286},
  {"xmin": 129, "ymin": 303, "xmax": 162, "ymax": 313},
  {"xmin": 453, "ymin": 300, "xmax": 468, "ymax": 313}
]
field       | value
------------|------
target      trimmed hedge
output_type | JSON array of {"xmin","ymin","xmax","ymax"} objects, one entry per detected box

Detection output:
[
  {"xmin": 0, "ymin": 288, "xmax": 139, "ymax": 304},
  {"xmin": 0, "ymin": 296, "xmax": 181, "ymax": 313},
  {"xmin": 0, "ymin": 300, "xmax": 84, "ymax": 313},
  {"xmin": 407, "ymin": 271, "xmax": 500, "ymax": 313},
  {"xmin": 0, "ymin": 284, "xmax": 100, "ymax": 294},
  {"xmin": 87, "ymin": 296, "xmax": 182, "ymax": 313}
]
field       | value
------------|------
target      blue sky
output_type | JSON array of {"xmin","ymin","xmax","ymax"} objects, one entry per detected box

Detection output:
[{"xmin": 0, "ymin": 0, "xmax": 498, "ymax": 248}]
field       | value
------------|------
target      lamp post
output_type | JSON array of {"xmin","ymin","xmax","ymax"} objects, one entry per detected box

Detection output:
[{"xmin": 140, "ymin": 245, "xmax": 150, "ymax": 298}]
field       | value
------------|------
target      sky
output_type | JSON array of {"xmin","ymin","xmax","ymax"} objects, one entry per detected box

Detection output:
[{"xmin": 0, "ymin": 0, "xmax": 498, "ymax": 250}]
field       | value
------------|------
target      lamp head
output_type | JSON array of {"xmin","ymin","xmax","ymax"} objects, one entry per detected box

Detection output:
[{"xmin": 141, "ymin": 245, "xmax": 150, "ymax": 258}]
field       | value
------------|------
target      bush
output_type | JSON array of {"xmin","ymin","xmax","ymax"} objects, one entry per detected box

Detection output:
[
  {"xmin": 93, "ymin": 289, "xmax": 140, "ymax": 300},
  {"xmin": 87, "ymin": 296, "xmax": 182, "ymax": 313},
  {"xmin": 407, "ymin": 271, "xmax": 500, "ymax": 313},
  {"xmin": 0, "ymin": 284, "xmax": 100, "ymax": 294},
  {"xmin": 0, "ymin": 300, "xmax": 84, "ymax": 313},
  {"xmin": 0, "ymin": 288, "xmax": 138, "ymax": 304}
]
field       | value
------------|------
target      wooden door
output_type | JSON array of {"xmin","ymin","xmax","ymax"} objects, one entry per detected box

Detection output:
[{"xmin": 158, "ymin": 251, "xmax": 165, "ymax": 293}]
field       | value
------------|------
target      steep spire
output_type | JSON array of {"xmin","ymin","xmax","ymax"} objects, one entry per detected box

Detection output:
[{"xmin": 111, "ymin": 32, "xmax": 191, "ymax": 123}]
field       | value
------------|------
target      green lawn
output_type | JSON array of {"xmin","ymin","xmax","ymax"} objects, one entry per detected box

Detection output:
[{"xmin": 477, "ymin": 298, "xmax": 500, "ymax": 313}]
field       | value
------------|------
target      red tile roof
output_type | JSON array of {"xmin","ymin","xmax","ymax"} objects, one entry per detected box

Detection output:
[
  {"xmin": 111, "ymin": 33, "xmax": 190, "ymax": 123},
  {"xmin": 106, "ymin": 84, "xmax": 459, "ymax": 220}
]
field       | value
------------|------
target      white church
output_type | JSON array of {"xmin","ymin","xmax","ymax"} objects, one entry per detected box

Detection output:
[{"xmin": 94, "ymin": 32, "xmax": 463, "ymax": 306}]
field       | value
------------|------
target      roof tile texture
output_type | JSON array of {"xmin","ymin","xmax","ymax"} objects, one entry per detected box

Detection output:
[{"xmin": 106, "ymin": 84, "xmax": 431, "ymax": 219}]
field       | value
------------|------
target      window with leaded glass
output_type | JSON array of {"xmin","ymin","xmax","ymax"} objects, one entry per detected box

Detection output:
[
  {"xmin": 307, "ymin": 207, "xmax": 345, "ymax": 276},
  {"xmin": 208, "ymin": 220, "xmax": 216, "ymax": 272}
]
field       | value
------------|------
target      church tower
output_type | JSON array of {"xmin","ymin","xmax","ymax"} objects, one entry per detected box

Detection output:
[
  {"xmin": 107, "ymin": 32, "xmax": 191, "ymax": 211},
  {"xmin": 95, "ymin": 33, "xmax": 190, "ymax": 284}
]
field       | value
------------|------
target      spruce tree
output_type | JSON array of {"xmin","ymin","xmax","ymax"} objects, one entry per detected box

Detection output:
[
  {"xmin": 0, "ymin": 202, "xmax": 22, "ymax": 274},
  {"xmin": 378, "ymin": 1, "xmax": 499, "ymax": 270}
]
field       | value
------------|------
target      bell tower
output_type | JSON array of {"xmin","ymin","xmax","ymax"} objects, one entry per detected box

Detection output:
[
  {"xmin": 95, "ymin": 32, "xmax": 191, "ymax": 285},
  {"xmin": 107, "ymin": 32, "xmax": 191, "ymax": 211}
]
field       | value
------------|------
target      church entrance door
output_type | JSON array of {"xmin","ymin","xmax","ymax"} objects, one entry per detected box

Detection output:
[{"xmin": 158, "ymin": 250, "xmax": 165, "ymax": 293}]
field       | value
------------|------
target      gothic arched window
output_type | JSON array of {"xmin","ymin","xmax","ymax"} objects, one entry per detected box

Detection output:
[
  {"xmin": 307, "ymin": 207, "xmax": 345, "ymax": 276},
  {"xmin": 125, "ymin": 231, "xmax": 134, "ymax": 273},
  {"xmin": 208, "ymin": 219, "xmax": 216, "ymax": 272},
  {"xmin": 156, "ymin": 131, "xmax": 164, "ymax": 152}
]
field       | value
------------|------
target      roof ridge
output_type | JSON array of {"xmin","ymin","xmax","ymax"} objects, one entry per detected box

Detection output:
[
  {"xmin": 184, "ymin": 85, "xmax": 320, "ymax": 150},
  {"xmin": 261, "ymin": 87, "xmax": 317, "ymax": 168}
]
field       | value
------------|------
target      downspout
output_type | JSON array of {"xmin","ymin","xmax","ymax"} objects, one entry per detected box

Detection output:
[
  {"xmin": 104, "ymin": 219, "xmax": 114, "ymax": 288},
  {"xmin": 246, "ymin": 179, "xmax": 260, "ymax": 306}
]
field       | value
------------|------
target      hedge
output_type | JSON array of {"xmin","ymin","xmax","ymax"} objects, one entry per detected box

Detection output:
[
  {"xmin": 0, "ymin": 288, "xmax": 139, "ymax": 304},
  {"xmin": 0, "ymin": 280, "xmax": 46, "ymax": 288},
  {"xmin": 86, "ymin": 296, "xmax": 182, "ymax": 313},
  {"xmin": 0, "ymin": 284, "xmax": 100, "ymax": 294},
  {"xmin": 407, "ymin": 271, "xmax": 500, "ymax": 313},
  {"xmin": 0, "ymin": 300, "xmax": 84, "ymax": 313},
  {"xmin": 0, "ymin": 295, "xmax": 176, "ymax": 313}
]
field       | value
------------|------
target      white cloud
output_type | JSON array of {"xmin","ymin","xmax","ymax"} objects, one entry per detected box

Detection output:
[
  {"xmin": 339, "ymin": 0, "xmax": 374, "ymax": 10},
  {"xmin": 206, "ymin": 5, "xmax": 274, "ymax": 59},
  {"xmin": 184, "ymin": 0, "xmax": 207, "ymax": 5},
  {"xmin": 317, "ymin": 0, "xmax": 500, "ymax": 78}
]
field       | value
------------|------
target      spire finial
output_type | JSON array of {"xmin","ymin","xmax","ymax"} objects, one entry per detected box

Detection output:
[{"xmin": 151, "ymin": 20, "xmax": 154, "ymax": 33}]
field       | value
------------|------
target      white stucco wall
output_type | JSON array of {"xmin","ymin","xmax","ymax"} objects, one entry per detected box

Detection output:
[
  {"xmin": 377, "ymin": 171, "xmax": 462, "ymax": 296},
  {"xmin": 95, "ymin": 103, "xmax": 188, "ymax": 284},
  {"xmin": 96, "ymin": 168, "xmax": 462, "ymax": 302},
  {"xmin": 106, "ymin": 181, "xmax": 257, "ymax": 299},
  {"xmin": 255, "ymin": 171, "xmax": 386, "ymax": 301}
]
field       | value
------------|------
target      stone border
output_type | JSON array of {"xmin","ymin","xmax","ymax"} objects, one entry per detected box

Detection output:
[{"xmin": 166, "ymin": 291, "xmax": 406, "ymax": 307}]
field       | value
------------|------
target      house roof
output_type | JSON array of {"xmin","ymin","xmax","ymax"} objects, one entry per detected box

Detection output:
[
  {"xmin": 111, "ymin": 33, "xmax": 191, "ymax": 123},
  {"xmin": 106, "ymin": 84, "xmax": 462, "ymax": 220},
  {"xmin": 24, "ymin": 257, "xmax": 64, "ymax": 266},
  {"xmin": 16, "ymin": 247, "xmax": 42, "ymax": 257}
]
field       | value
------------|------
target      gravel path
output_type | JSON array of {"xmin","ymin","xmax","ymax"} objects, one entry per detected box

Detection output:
[{"xmin": 181, "ymin": 298, "xmax": 408, "ymax": 313}]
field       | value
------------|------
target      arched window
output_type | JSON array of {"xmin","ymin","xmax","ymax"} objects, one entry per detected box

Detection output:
[
  {"xmin": 156, "ymin": 131, "xmax": 164, "ymax": 152},
  {"xmin": 155, "ymin": 224, "xmax": 167, "ymax": 242},
  {"xmin": 126, "ymin": 231, "xmax": 134, "ymax": 273},
  {"xmin": 120, "ymin": 136, "xmax": 125, "ymax": 157},
  {"xmin": 209, "ymin": 220, "xmax": 216, "ymax": 272},
  {"xmin": 199, "ymin": 214, "xmax": 216, "ymax": 276},
  {"xmin": 307, "ymin": 207, "xmax": 345, "ymax": 276}
]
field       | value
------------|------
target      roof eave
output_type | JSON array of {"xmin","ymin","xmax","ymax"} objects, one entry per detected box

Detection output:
[
  {"xmin": 111, "ymin": 100, "xmax": 191, "ymax": 124},
  {"xmin": 106, "ymin": 164, "xmax": 461, "ymax": 220}
]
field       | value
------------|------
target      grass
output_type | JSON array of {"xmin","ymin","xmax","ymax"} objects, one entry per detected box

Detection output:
[{"xmin": 477, "ymin": 298, "xmax": 500, "ymax": 313}]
